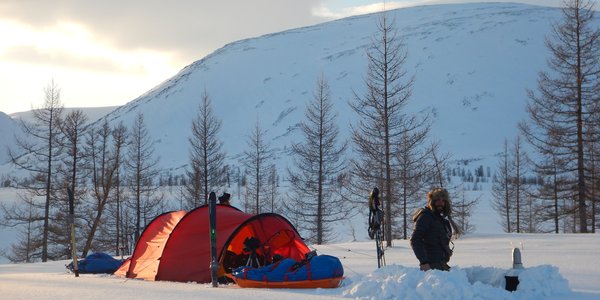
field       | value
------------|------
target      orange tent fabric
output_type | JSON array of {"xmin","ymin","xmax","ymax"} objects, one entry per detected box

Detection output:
[
  {"xmin": 156, "ymin": 205, "xmax": 253, "ymax": 282},
  {"xmin": 113, "ymin": 210, "xmax": 186, "ymax": 280},
  {"xmin": 116, "ymin": 205, "xmax": 310, "ymax": 283}
]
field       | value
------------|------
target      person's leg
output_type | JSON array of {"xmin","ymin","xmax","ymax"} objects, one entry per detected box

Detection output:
[{"xmin": 429, "ymin": 262, "xmax": 450, "ymax": 271}]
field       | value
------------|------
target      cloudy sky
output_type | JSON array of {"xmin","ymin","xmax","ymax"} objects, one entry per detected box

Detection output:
[{"xmin": 0, "ymin": 0, "xmax": 562, "ymax": 114}]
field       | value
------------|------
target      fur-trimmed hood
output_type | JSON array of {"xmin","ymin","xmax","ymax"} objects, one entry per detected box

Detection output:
[{"xmin": 427, "ymin": 188, "xmax": 452, "ymax": 217}]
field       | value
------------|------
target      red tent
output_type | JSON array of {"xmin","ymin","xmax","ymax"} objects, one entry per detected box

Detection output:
[{"xmin": 115, "ymin": 205, "xmax": 310, "ymax": 283}]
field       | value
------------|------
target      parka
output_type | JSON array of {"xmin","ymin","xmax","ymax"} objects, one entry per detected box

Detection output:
[{"xmin": 409, "ymin": 207, "xmax": 453, "ymax": 265}]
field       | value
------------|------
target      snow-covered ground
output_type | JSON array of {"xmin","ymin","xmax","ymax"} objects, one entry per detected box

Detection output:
[{"xmin": 0, "ymin": 233, "xmax": 598, "ymax": 300}]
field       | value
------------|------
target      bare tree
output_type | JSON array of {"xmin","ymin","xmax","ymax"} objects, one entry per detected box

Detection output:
[
  {"xmin": 111, "ymin": 123, "xmax": 127, "ymax": 255},
  {"xmin": 584, "ymin": 108, "xmax": 600, "ymax": 232},
  {"xmin": 266, "ymin": 165, "xmax": 281, "ymax": 213},
  {"xmin": 520, "ymin": 0, "xmax": 600, "ymax": 233},
  {"xmin": 542, "ymin": 154, "xmax": 570, "ymax": 233},
  {"xmin": 452, "ymin": 186, "xmax": 479, "ymax": 235},
  {"xmin": 492, "ymin": 136, "xmax": 531, "ymax": 233},
  {"xmin": 350, "ymin": 13, "xmax": 429, "ymax": 246},
  {"xmin": 522, "ymin": 188, "xmax": 547, "ymax": 233},
  {"xmin": 241, "ymin": 119, "xmax": 274, "ymax": 214},
  {"xmin": 7, "ymin": 80, "xmax": 63, "ymax": 261},
  {"xmin": 125, "ymin": 113, "xmax": 160, "ymax": 242},
  {"xmin": 394, "ymin": 125, "xmax": 433, "ymax": 240},
  {"xmin": 79, "ymin": 119, "xmax": 126, "ymax": 256},
  {"xmin": 185, "ymin": 89, "xmax": 226, "ymax": 208},
  {"xmin": 82, "ymin": 121, "xmax": 129, "ymax": 256},
  {"xmin": 513, "ymin": 135, "xmax": 528, "ymax": 233},
  {"xmin": 587, "ymin": 137, "xmax": 599, "ymax": 233},
  {"xmin": 56, "ymin": 110, "xmax": 88, "ymax": 263},
  {"xmin": 0, "ymin": 192, "xmax": 44, "ymax": 262},
  {"xmin": 492, "ymin": 139, "xmax": 514, "ymax": 233},
  {"xmin": 286, "ymin": 75, "xmax": 350, "ymax": 244}
]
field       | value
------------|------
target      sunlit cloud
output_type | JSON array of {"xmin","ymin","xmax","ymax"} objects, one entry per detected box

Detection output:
[
  {"xmin": 0, "ymin": 19, "xmax": 178, "ymax": 114},
  {"xmin": 311, "ymin": 0, "xmax": 563, "ymax": 19},
  {"xmin": 0, "ymin": 19, "xmax": 175, "ymax": 75},
  {"xmin": 312, "ymin": 1, "xmax": 428, "ymax": 19}
]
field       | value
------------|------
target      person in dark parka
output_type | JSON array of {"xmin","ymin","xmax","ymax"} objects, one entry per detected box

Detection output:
[
  {"xmin": 410, "ymin": 188, "xmax": 459, "ymax": 271},
  {"xmin": 218, "ymin": 192, "xmax": 231, "ymax": 205}
]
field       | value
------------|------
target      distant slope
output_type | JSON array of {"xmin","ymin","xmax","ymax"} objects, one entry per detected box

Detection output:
[
  {"xmin": 2, "ymin": 106, "xmax": 117, "ymax": 166},
  {"xmin": 0, "ymin": 112, "xmax": 21, "ymax": 164},
  {"xmin": 9, "ymin": 106, "xmax": 119, "ymax": 124}
]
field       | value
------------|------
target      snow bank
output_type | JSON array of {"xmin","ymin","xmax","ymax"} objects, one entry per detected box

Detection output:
[{"xmin": 342, "ymin": 264, "xmax": 571, "ymax": 300}]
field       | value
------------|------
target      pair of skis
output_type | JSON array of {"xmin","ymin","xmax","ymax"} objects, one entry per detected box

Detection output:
[
  {"xmin": 209, "ymin": 192, "xmax": 218, "ymax": 287},
  {"xmin": 368, "ymin": 187, "xmax": 386, "ymax": 268}
]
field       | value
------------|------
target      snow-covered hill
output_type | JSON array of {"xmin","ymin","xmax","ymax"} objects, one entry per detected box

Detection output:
[
  {"xmin": 8, "ymin": 106, "xmax": 119, "ymax": 124},
  {"xmin": 0, "ymin": 112, "xmax": 21, "ymax": 165},
  {"xmin": 84, "ymin": 2, "xmax": 568, "ymax": 174}
]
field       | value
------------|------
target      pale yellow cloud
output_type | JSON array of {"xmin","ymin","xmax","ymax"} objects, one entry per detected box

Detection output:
[
  {"xmin": 0, "ymin": 19, "xmax": 174, "ymax": 75},
  {"xmin": 311, "ymin": 0, "xmax": 562, "ymax": 19},
  {"xmin": 312, "ymin": 1, "xmax": 421, "ymax": 19},
  {"xmin": 0, "ymin": 18, "xmax": 179, "ymax": 114}
]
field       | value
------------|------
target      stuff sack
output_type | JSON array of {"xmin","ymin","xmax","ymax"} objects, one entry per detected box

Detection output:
[
  {"xmin": 67, "ymin": 252, "xmax": 125, "ymax": 274},
  {"xmin": 232, "ymin": 254, "xmax": 344, "ymax": 288}
]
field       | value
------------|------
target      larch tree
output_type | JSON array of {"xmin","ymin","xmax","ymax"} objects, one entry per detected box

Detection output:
[
  {"xmin": 520, "ymin": 0, "xmax": 600, "ymax": 233},
  {"xmin": 89, "ymin": 122, "xmax": 129, "ymax": 256},
  {"xmin": 512, "ymin": 135, "xmax": 529, "ymax": 233},
  {"xmin": 350, "ymin": 14, "xmax": 428, "ymax": 245},
  {"xmin": 186, "ymin": 89, "xmax": 226, "ymax": 208},
  {"xmin": 266, "ymin": 164, "xmax": 281, "ymax": 214},
  {"xmin": 492, "ymin": 139, "xmax": 515, "ymax": 233},
  {"xmin": 0, "ymin": 192, "xmax": 44, "ymax": 262},
  {"xmin": 125, "ymin": 113, "xmax": 160, "ymax": 242},
  {"xmin": 111, "ymin": 123, "xmax": 128, "ymax": 255},
  {"xmin": 492, "ymin": 136, "xmax": 532, "ymax": 233},
  {"xmin": 80, "ymin": 119, "xmax": 125, "ymax": 256},
  {"xmin": 7, "ymin": 80, "xmax": 63, "ymax": 261},
  {"xmin": 286, "ymin": 75, "xmax": 350, "ymax": 244},
  {"xmin": 56, "ymin": 109, "xmax": 88, "ymax": 260},
  {"xmin": 585, "ymin": 129, "xmax": 599, "ymax": 233},
  {"xmin": 394, "ymin": 121, "xmax": 433, "ymax": 240},
  {"xmin": 451, "ymin": 186, "xmax": 479, "ymax": 235},
  {"xmin": 537, "ymin": 153, "xmax": 571, "ymax": 233},
  {"xmin": 241, "ymin": 119, "xmax": 274, "ymax": 214}
]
